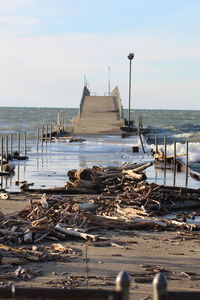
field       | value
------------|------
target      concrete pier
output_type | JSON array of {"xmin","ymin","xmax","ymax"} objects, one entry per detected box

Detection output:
[{"xmin": 73, "ymin": 86, "xmax": 125, "ymax": 135}]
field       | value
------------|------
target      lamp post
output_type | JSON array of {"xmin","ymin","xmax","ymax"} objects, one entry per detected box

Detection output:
[{"xmin": 128, "ymin": 53, "xmax": 134, "ymax": 128}]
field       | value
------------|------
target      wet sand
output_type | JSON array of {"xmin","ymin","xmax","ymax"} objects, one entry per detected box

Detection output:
[{"xmin": 0, "ymin": 193, "xmax": 200, "ymax": 300}]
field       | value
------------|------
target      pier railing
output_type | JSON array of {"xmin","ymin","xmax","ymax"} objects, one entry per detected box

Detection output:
[
  {"xmin": 79, "ymin": 85, "xmax": 90, "ymax": 118},
  {"xmin": 0, "ymin": 271, "xmax": 130, "ymax": 300},
  {"xmin": 153, "ymin": 272, "xmax": 200, "ymax": 300},
  {"xmin": 111, "ymin": 86, "xmax": 124, "ymax": 120}
]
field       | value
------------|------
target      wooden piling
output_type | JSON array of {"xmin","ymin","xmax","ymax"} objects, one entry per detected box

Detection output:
[
  {"xmin": 173, "ymin": 140, "xmax": 177, "ymax": 186},
  {"xmin": 10, "ymin": 133, "xmax": 13, "ymax": 157},
  {"xmin": 5, "ymin": 136, "xmax": 8, "ymax": 161},
  {"xmin": 46, "ymin": 124, "xmax": 48, "ymax": 143},
  {"xmin": 50, "ymin": 123, "xmax": 52, "ymax": 142},
  {"xmin": 57, "ymin": 112, "xmax": 60, "ymax": 125},
  {"xmin": 155, "ymin": 135, "xmax": 158, "ymax": 153},
  {"xmin": 1, "ymin": 137, "xmax": 3, "ymax": 172},
  {"xmin": 138, "ymin": 117, "xmax": 145, "ymax": 154},
  {"xmin": 186, "ymin": 141, "xmax": 189, "ymax": 186},
  {"xmin": 41, "ymin": 126, "xmax": 44, "ymax": 148},
  {"xmin": 139, "ymin": 114, "xmax": 143, "ymax": 129},
  {"xmin": 164, "ymin": 136, "xmax": 167, "ymax": 175},
  {"xmin": 17, "ymin": 132, "xmax": 20, "ymax": 156},
  {"xmin": 36, "ymin": 128, "xmax": 39, "ymax": 152},
  {"xmin": 173, "ymin": 140, "xmax": 177, "ymax": 169},
  {"xmin": 24, "ymin": 131, "xmax": 27, "ymax": 155}
]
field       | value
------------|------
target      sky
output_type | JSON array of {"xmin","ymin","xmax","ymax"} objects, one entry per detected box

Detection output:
[{"xmin": 0, "ymin": 0, "xmax": 200, "ymax": 109}]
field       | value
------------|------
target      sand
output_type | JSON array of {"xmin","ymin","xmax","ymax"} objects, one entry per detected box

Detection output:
[{"xmin": 0, "ymin": 193, "xmax": 200, "ymax": 299}]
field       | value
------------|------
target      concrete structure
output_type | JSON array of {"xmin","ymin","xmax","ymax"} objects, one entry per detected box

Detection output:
[{"xmin": 73, "ymin": 86, "xmax": 124, "ymax": 135}]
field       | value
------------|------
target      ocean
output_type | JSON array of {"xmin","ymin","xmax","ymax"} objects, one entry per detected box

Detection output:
[{"xmin": 0, "ymin": 107, "xmax": 199, "ymax": 191}]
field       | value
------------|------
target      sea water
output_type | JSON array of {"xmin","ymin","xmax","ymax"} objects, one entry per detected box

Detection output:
[{"xmin": 0, "ymin": 107, "xmax": 199, "ymax": 191}]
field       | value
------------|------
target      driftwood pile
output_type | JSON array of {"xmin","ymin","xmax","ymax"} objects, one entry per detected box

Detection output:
[
  {"xmin": 0, "ymin": 162, "xmax": 200, "ymax": 249},
  {"xmin": 66, "ymin": 161, "xmax": 153, "ymax": 194}
]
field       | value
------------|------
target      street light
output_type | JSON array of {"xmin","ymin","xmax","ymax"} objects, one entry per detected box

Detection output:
[{"xmin": 128, "ymin": 53, "xmax": 134, "ymax": 128}]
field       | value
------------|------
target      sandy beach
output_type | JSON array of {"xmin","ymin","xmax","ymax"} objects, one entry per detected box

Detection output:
[{"xmin": 0, "ymin": 192, "xmax": 200, "ymax": 300}]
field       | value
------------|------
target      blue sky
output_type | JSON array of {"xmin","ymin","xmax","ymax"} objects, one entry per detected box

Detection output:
[{"xmin": 0, "ymin": 0, "xmax": 200, "ymax": 109}]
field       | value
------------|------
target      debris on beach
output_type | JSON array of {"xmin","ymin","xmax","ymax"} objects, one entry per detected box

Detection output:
[
  {"xmin": 0, "ymin": 162, "xmax": 200, "ymax": 251},
  {"xmin": 66, "ymin": 161, "xmax": 153, "ymax": 194}
]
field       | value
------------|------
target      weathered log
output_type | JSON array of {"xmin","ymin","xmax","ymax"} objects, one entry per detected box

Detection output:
[
  {"xmin": 104, "ymin": 162, "xmax": 148, "ymax": 172},
  {"xmin": 55, "ymin": 224, "xmax": 99, "ymax": 241},
  {"xmin": 24, "ymin": 230, "xmax": 33, "ymax": 243},
  {"xmin": 129, "ymin": 161, "xmax": 154, "ymax": 173},
  {"xmin": 123, "ymin": 169, "xmax": 146, "ymax": 180},
  {"xmin": 31, "ymin": 217, "xmax": 48, "ymax": 227},
  {"xmin": 75, "ymin": 168, "xmax": 94, "ymax": 181},
  {"xmin": 75, "ymin": 180, "xmax": 100, "ymax": 190},
  {"xmin": 67, "ymin": 169, "xmax": 77, "ymax": 180},
  {"xmin": 96, "ymin": 172, "xmax": 124, "ymax": 181},
  {"xmin": 40, "ymin": 193, "xmax": 49, "ymax": 209},
  {"xmin": 81, "ymin": 212, "xmax": 167, "ymax": 229},
  {"xmin": 163, "ymin": 219, "xmax": 198, "ymax": 231}
]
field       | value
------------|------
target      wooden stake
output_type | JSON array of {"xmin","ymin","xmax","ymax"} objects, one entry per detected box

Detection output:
[
  {"xmin": 155, "ymin": 135, "xmax": 158, "ymax": 153},
  {"xmin": 10, "ymin": 133, "xmax": 13, "ymax": 157},
  {"xmin": 17, "ymin": 132, "xmax": 20, "ymax": 155},
  {"xmin": 186, "ymin": 141, "xmax": 189, "ymax": 186},
  {"xmin": 36, "ymin": 128, "xmax": 39, "ymax": 152},
  {"xmin": 5, "ymin": 136, "xmax": 8, "ymax": 162},
  {"xmin": 24, "ymin": 132, "xmax": 27, "ymax": 155},
  {"xmin": 1, "ymin": 137, "xmax": 3, "ymax": 172}
]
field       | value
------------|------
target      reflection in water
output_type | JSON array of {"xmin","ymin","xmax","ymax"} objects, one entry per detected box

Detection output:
[{"xmin": 3, "ymin": 135, "xmax": 200, "ymax": 191}]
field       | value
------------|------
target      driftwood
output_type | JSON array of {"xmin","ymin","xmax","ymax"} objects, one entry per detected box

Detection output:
[
  {"xmin": 130, "ymin": 161, "xmax": 154, "ymax": 173},
  {"xmin": 123, "ymin": 169, "xmax": 146, "ymax": 180},
  {"xmin": 65, "ymin": 162, "xmax": 153, "ymax": 194},
  {"xmin": 55, "ymin": 224, "xmax": 99, "ymax": 241},
  {"xmin": 24, "ymin": 230, "xmax": 33, "ymax": 243},
  {"xmin": 81, "ymin": 211, "xmax": 167, "ymax": 229},
  {"xmin": 0, "ymin": 162, "xmax": 199, "ymax": 249}
]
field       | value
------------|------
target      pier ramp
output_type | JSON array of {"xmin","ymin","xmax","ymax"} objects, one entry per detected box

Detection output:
[{"xmin": 73, "ymin": 86, "xmax": 124, "ymax": 135}]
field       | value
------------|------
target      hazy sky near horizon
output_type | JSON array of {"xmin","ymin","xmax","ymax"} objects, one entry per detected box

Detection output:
[{"xmin": 0, "ymin": 0, "xmax": 200, "ymax": 109}]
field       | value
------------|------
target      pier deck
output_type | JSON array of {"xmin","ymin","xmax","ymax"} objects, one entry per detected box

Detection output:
[{"xmin": 73, "ymin": 86, "xmax": 124, "ymax": 135}]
